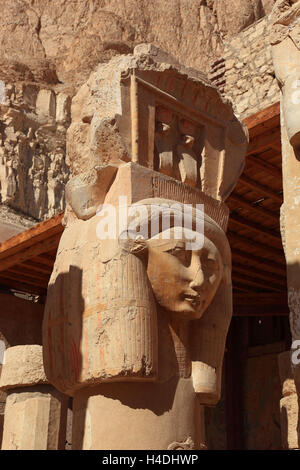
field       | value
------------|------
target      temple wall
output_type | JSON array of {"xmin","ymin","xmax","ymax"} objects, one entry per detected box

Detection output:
[{"xmin": 210, "ymin": 16, "xmax": 279, "ymax": 118}]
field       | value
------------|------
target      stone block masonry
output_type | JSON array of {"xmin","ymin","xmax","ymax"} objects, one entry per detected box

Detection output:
[{"xmin": 210, "ymin": 17, "xmax": 279, "ymax": 119}]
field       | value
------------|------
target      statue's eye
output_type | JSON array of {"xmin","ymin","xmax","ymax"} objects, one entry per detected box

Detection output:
[
  {"xmin": 167, "ymin": 247, "xmax": 191, "ymax": 267},
  {"xmin": 201, "ymin": 255, "xmax": 219, "ymax": 273}
]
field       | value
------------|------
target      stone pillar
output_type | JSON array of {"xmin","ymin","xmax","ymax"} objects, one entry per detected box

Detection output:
[
  {"xmin": 0, "ymin": 345, "xmax": 68, "ymax": 450},
  {"xmin": 270, "ymin": 1, "xmax": 300, "ymax": 445},
  {"xmin": 278, "ymin": 351, "xmax": 299, "ymax": 449},
  {"xmin": 43, "ymin": 45, "xmax": 248, "ymax": 450}
]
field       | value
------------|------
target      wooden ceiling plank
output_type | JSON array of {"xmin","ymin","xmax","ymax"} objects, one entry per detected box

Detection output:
[
  {"xmin": 246, "ymin": 154, "xmax": 282, "ymax": 178},
  {"xmin": 247, "ymin": 128, "xmax": 281, "ymax": 155},
  {"xmin": 243, "ymin": 102, "xmax": 280, "ymax": 130},
  {"xmin": 239, "ymin": 175, "xmax": 282, "ymax": 202},
  {"xmin": 0, "ymin": 213, "xmax": 63, "ymax": 260},
  {"xmin": 233, "ymin": 292, "xmax": 288, "ymax": 316},
  {"xmin": 233, "ymin": 262, "xmax": 285, "ymax": 284},
  {"xmin": 232, "ymin": 281, "xmax": 259, "ymax": 292},
  {"xmin": 229, "ymin": 193, "xmax": 279, "ymax": 224},
  {"xmin": 33, "ymin": 255, "xmax": 56, "ymax": 267},
  {"xmin": 233, "ymin": 292, "xmax": 287, "ymax": 305},
  {"xmin": 0, "ymin": 278, "xmax": 46, "ymax": 296},
  {"xmin": 230, "ymin": 214, "xmax": 281, "ymax": 243},
  {"xmin": 7, "ymin": 267, "xmax": 50, "ymax": 282},
  {"xmin": 0, "ymin": 235, "xmax": 61, "ymax": 273},
  {"xmin": 20, "ymin": 260, "xmax": 52, "ymax": 275},
  {"xmin": 232, "ymin": 273, "xmax": 282, "ymax": 292},
  {"xmin": 2, "ymin": 270, "xmax": 48, "ymax": 288},
  {"xmin": 232, "ymin": 247, "xmax": 286, "ymax": 276},
  {"xmin": 228, "ymin": 230, "xmax": 284, "ymax": 257}
]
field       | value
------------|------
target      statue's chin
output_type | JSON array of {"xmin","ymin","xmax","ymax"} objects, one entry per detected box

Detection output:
[{"xmin": 166, "ymin": 300, "xmax": 208, "ymax": 321}]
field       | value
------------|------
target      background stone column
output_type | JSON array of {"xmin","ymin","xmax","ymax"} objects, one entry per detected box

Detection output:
[
  {"xmin": 0, "ymin": 345, "xmax": 68, "ymax": 450},
  {"xmin": 278, "ymin": 351, "xmax": 299, "ymax": 449}
]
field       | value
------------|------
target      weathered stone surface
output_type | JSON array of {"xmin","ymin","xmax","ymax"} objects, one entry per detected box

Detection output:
[
  {"xmin": 0, "ymin": 0, "xmax": 273, "ymax": 227},
  {"xmin": 0, "ymin": 344, "xmax": 68, "ymax": 450},
  {"xmin": 43, "ymin": 46, "xmax": 246, "ymax": 449},
  {"xmin": 0, "ymin": 82, "xmax": 70, "ymax": 221},
  {"xmin": 0, "ymin": 0, "xmax": 276, "ymax": 92},
  {"xmin": 270, "ymin": 2, "xmax": 300, "ymax": 447},
  {"xmin": 0, "ymin": 345, "xmax": 47, "ymax": 390},
  {"xmin": 1, "ymin": 387, "xmax": 68, "ymax": 450},
  {"xmin": 270, "ymin": 0, "xmax": 300, "ymax": 366},
  {"xmin": 280, "ymin": 394, "xmax": 299, "ymax": 449},
  {"xmin": 278, "ymin": 351, "xmax": 297, "ymax": 397},
  {"xmin": 211, "ymin": 16, "xmax": 280, "ymax": 119},
  {"xmin": 278, "ymin": 351, "xmax": 299, "ymax": 449},
  {"xmin": 65, "ymin": 45, "xmax": 248, "ymax": 212},
  {"xmin": 72, "ymin": 380, "xmax": 204, "ymax": 450},
  {"xmin": 270, "ymin": 0, "xmax": 300, "ymax": 148}
]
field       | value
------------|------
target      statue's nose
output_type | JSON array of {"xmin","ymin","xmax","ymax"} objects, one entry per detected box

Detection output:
[{"xmin": 189, "ymin": 266, "xmax": 204, "ymax": 291}]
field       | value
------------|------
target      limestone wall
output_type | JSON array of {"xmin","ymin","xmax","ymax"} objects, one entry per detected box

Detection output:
[
  {"xmin": 0, "ymin": 81, "xmax": 70, "ymax": 221},
  {"xmin": 210, "ymin": 16, "xmax": 279, "ymax": 118}
]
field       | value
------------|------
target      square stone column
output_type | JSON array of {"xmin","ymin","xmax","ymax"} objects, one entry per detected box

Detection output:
[
  {"xmin": 0, "ymin": 345, "xmax": 68, "ymax": 450},
  {"xmin": 278, "ymin": 351, "xmax": 299, "ymax": 450}
]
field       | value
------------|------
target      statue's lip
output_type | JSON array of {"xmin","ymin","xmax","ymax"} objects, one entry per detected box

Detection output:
[{"xmin": 183, "ymin": 293, "xmax": 201, "ymax": 303}]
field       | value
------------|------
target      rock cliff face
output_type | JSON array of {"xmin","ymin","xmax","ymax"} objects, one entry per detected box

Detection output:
[
  {"xmin": 0, "ymin": 0, "xmax": 275, "ymax": 225},
  {"xmin": 1, "ymin": 0, "xmax": 276, "ymax": 91}
]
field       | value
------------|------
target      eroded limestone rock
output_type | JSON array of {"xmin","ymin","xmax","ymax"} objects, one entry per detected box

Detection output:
[{"xmin": 0, "ymin": 81, "xmax": 70, "ymax": 221}]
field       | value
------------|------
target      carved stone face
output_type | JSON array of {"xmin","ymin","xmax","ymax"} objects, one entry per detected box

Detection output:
[{"xmin": 146, "ymin": 227, "xmax": 223, "ymax": 319}]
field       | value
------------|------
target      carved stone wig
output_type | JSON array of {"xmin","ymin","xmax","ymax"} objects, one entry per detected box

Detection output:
[{"xmin": 43, "ymin": 198, "xmax": 231, "ymax": 403}]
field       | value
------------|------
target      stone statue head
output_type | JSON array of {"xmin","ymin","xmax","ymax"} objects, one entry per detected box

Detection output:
[
  {"xmin": 44, "ymin": 197, "xmax": 231, "ymax": 404},
  {"xmin": 121, "ymin": 199, "xmax": 232, "ymax": 403},
  {"xmin": 118, "ymin": 199, "xmax": 229, "ymax": 322}
]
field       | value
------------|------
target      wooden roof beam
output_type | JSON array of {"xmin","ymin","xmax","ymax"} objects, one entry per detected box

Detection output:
[
  {"xmin": 247, "ymin": 127, "xmax": 281, "ymax": 155},
  {"xmin": 33, "ymin": 255, "xmax": 56, "ymax": 268},
  {"xmin": 243, "ymin": 102, "xmax": 280, "ymax": 130},
  {"xmin": 20, "ymin": 260, "xmax": 52, "ymax": 275},
  {"xmin": 233, "ymin": 262, "xmax": 286, "ymax": 285},
  {"xmin": 239, "ymin": 175, "xmax": 282, "ymax": 202},
  {"xmin": 230, "ymin": 214, "xmax": 281, "ymax": 243},
  {"xmin": 0, "ymin": 213, "xmax": 64, "ymax": 261},
  {"xmin": 246, "ymin": 154, "xmax": 282, "ymax": 178},
  {"xmin": 228, "ymin": 230, "xmax": 284, "ymax": 258},
  {"xmin": 232, "ymin": 273, "xmax": 282, "ymax": 292},
  {"xmin": 0, "ymin": 234, "xmax": 61, "ymax": 273},
  {"xmin": 232, "ymin": 247, "xmax": 286, "ymax": 276},
  {"xmin": 2, "ymin": 270, "xmax": 48, "ymax": 288},
  {"xmin": 229, "ymin": 193, "xmax": 279, "ymax": 224},
  {"xmin": 233, "ymin": 292, "xmax": 288, "ymax": 316},
  {"xmin": 232, "ymin": 281, "xmax": 262, "ymax": 292},
  {"xmin": 0, "ymin": 278, "xmax": 46, "ymax": 296},
  {"xmin": 7, "ymin": 267, "xmax": 50, "ymax": 283}
]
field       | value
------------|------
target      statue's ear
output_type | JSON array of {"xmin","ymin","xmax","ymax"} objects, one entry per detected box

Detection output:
[{"xmin": 118, "ymin": 232, "xmax": 148, "ymax": 258}]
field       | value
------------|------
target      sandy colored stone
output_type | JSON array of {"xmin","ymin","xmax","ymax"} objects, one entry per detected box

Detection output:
[
  {"xmin": 43, "ymin": 45, "xmax": 246, "ymax": 450},
  {"xmin": 270, "ymin": 1, "xmax": 300, "ymax": 148},
  {"xmin": 56, "ymin": 93, "xmax": 71, "ymax": 125},
  {"xmin": 0, "ymin": 82, "xmax": 69, "ymax": 222},
  {"xmin": 72, "ymin": 379, "xmax": 204, "ymax": 450},
  {"xmin": 0, "ymin": 0, "xmax": 276, "ymax": 94},
  {"xmin": 0, "ymin": 0, "xmax": 273, "ymax": 228},
  {"xmin": 36, "ymin": 89, "xmax": 56, "ymax": 118},
  {"xmin": 66, "ymin": 45, "xmax": 247, "ymax": 209},
  {"xmin": 1, "ymin": 387, "xmax": 68, "ymax": 450},
  {"xmin": 0, "ymin": 345, "xmax": 47, "ymax": 390},
  {"xmin": 280, "ymin": 394, "xmax": 299, "ymax": 449},
  {"xmin": 278, "ymin": 351, "xmax": 297, "ymax": 396}
]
